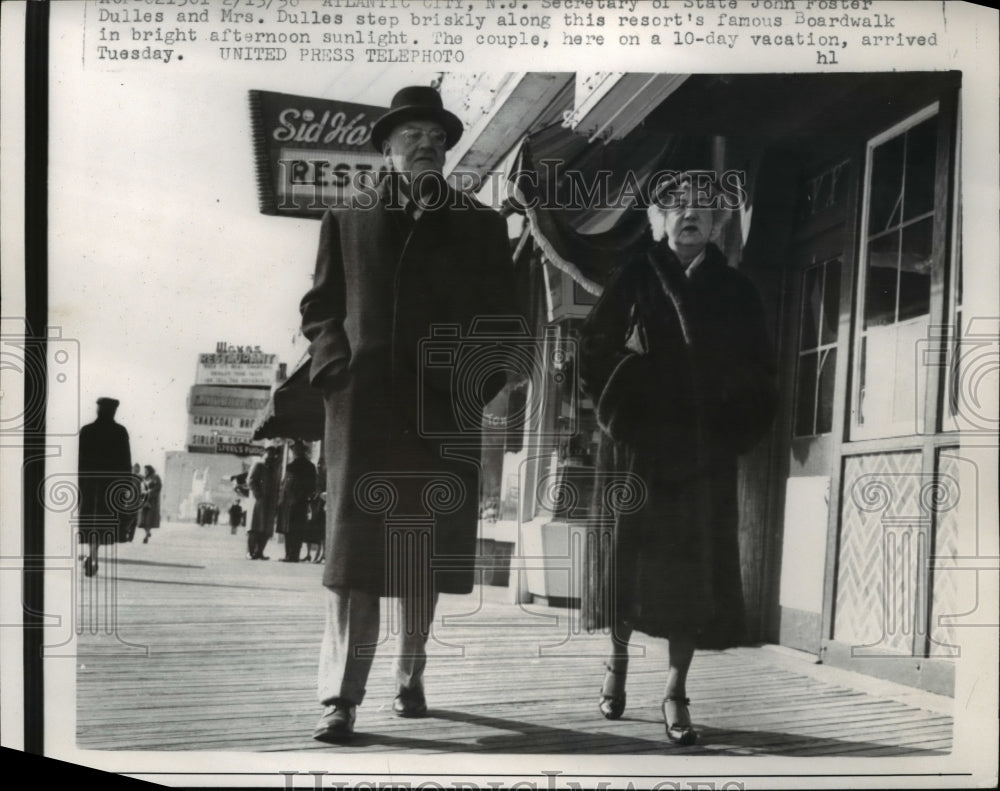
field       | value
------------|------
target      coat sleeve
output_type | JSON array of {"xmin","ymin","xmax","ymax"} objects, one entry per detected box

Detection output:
[
  {"xmin": 115, "ymin": 425, "xmax": 132, "ymax": 474},
  {"xmin": 578, "ymin": 262, "xmax": 654, "ymax": 444},
  {"xmin": 248, "ymin": 462, "xmax": 265, "ymax": 499},
  {"xmin": 300, "ymin": 210, "xmax": 352, "ymax": 389}
]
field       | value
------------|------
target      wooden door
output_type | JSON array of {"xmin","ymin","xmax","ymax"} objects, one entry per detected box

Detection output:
[{"xmin": 774, "ymin": 151, "xmax": 857, "ymax": 654}]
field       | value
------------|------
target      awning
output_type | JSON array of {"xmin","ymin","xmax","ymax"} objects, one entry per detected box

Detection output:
[
  {"xmin": 251, "ymin": 357, "xmax": 325, "ymax": 442},
  {"xmin": 507, "ymin": 125, "xmax": 711, "ymax": 295}
]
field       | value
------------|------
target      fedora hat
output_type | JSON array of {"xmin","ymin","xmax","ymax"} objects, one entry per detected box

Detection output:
[{"xmin": 371, "ymin": 86, "xmax": 463, "ymax": 153}]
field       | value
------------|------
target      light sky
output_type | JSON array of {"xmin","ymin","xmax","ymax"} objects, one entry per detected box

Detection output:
[
  {"xmin": 47, "ymin": 3, "xmax": 448, "ymax": 468},
  {"xmin": 29, "ymin": 0, "xmax": 1000, "ymax": 479}
]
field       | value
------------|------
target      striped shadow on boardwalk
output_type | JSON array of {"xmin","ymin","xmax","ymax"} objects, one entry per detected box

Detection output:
[{"xmin": 76, "ymin": 523, "xmax": 952, "ymax": 755}]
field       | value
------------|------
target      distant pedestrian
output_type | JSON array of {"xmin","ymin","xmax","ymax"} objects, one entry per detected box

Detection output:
[
  {"xmin": 78, "ymin": 397, "xmax": 134, "ymax": 577},
  {"xmin": 247, "ymin": 444, "xmax": 282, "ymax": 560},
  {"xmin": 305, "ymin": 492, "xmax": 326, "ymax": 564},
  {"xmin": 229, "ymin": 500, "xmax": 243, "ymax": 535},
  {"xmin": 138, "ymin": 465, "xmax": 162, "ymax": 543},
  {"xmin": 123, "ymin": 463, "xmax": 142, "ymax": 542},
  {"xmin": 277, "ymin": 440, "xmax": 318, "ymax": 562}
]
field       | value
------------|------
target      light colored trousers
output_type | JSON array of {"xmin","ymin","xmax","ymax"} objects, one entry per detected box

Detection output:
[{"xmin": 317, "ymin": 586, "xmax": 438, "ymax": 706}]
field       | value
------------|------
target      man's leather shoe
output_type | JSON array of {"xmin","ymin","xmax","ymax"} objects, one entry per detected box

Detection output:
[
  {"xmin": 312, "ymin": 703, "xmax": 356, "ymax": 743},
  {"xmin": 392, "ymin": 687, "xmax": 428, "ymax": 718}
]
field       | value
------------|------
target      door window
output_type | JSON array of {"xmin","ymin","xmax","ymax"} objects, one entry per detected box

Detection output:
[
  {"xmin": 794, "ymin": 258, "xmax": 842, "ymax": 437},
  {"xmin": 852, "ymin": 106, "xmax": 940, "ymax": 439}
]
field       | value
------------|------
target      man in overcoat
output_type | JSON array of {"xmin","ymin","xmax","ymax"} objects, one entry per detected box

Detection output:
[
  {"xmin": 247, "ymin": 444, "xmax": 282, "ymax": 560},
  {"xmin": 78, "ymin": 397, "xmax": 134, "ymax": 577},
  {"xmin": 277, "ymin": 440, "xmax": 318, "ymax": 562},
  {"xmin": 301, "ymin": 86, "xmax": 520, "ymax": 741}
]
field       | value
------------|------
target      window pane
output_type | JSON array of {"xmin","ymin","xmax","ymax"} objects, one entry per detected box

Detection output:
[
  {"xmin": 904, "ymin": 117, "xmax": 938, "ymax": 221},
  {"xmin": 898, "ymin": 218, "xmax": 933, "ymax": 321},
  {"xmin": 868, "ymin": 134, "xmax": 904, "ymax": 234},
  {"xmin": 794, "ymin": 351, "xmax": 818, "ymax": 437},
  {"xmin": 892, "ymin": 319, "xmax": 927, "ymax": 429},
  {"xmin": 817, "ymin": 347, "xmax": 837, "ymax": 434},
  {"xmin": 822, "ymin": 259, "xmax": 842, "ymax": 345},
  {"xmin": 864, "ymin": 231, "xmax": 899, "ymax": 328},
  {"xmin": 800, "ymin": 265, "xmax": 822, "ymax": 351}
]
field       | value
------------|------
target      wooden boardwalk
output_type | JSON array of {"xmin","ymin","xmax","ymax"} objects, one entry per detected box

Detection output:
[{"xmin": 76, "ymin": 522, "xmax": 953, "ymax": 756}]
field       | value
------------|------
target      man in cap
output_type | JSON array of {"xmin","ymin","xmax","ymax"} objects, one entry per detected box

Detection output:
[
  {"xmin": 78, "ymin": 397, "xmax": 135, "ymax": 577},
  {"xmin": 277, "ymin": 440, "xmax": 318, "ymax": 562},
  {"xmin": 301, "ymin": 85, "xmax": 520, "ymax": 740},
  {"xmin": 247, "ymin": 442, "xmax": 283, "ymax": 560}
]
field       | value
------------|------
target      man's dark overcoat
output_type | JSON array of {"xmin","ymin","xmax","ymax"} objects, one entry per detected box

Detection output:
[
  {"xmin": 579, "ymin": 241, "xmax": 777, "ymax": 648},
  {"xmin": 248, "ymin": 455, "xmax": 280, "ymax": 538},
  {"xmin": 277, "ymin": 456, "xmax": 318, "ymax": 537},
  {"xmin": 301, "ymin": 178, "xmax": 519, "ymax": 596},
  {"xmin": 78, "ymin": 416, "xmax": 133, "ymax": 544}
]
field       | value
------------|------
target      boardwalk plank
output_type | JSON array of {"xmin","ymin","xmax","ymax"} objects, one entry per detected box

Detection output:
[{"xmin": 76, "ymin": 523, "xmax": 954, "ymax": 756}]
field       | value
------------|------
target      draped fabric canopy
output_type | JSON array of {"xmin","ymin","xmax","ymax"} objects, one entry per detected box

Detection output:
[
  {"xmin": 252, "ymin": 356, "xmax": 325, "ymax": 442},
  {"xmin": 507, "ymin": 121, "xmax": 719, "ymax": 295}
]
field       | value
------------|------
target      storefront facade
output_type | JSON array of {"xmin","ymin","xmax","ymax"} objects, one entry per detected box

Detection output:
[
  {"xmin": 249, "ymin": 72, "xmax": 992, "ymax": 694},
  {"xmin": 448, "ymin": 71, "xmax": 989, "ymax": 695}
]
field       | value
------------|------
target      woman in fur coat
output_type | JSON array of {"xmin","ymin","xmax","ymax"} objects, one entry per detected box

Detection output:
[{"xmin": 579, "ymin": 173, "xmax": 777, "ymax": 745}]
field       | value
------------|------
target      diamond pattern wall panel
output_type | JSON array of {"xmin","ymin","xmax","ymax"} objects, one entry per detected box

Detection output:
[
  {"xmin": 835, "ymin": 452, "xmax": 923, "ymax": 655},
  {"xmin": 929, "ymin": 449, "xmax": 962, "ymax": 654}
]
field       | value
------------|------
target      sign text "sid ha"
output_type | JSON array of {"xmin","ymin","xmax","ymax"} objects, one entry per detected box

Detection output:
[{"xmin": 273, "ymin": 108, "xmax": 374, "ymax": 147}]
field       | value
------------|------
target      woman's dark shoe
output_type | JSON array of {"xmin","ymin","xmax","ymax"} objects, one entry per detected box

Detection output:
[
  {"xmin": 662, "ymin": 696, "xmax": 698, "ymax": 746},
  {"xmin": 313, "ymin": 703, "xmax": 356, "ymax": 742},
  {"xmin": 599, "ymin": 665, "xmax": 627, "ymax": 720},
  {"xmin": 393, "ymin": 686, "xmax": 428, "ymax": 718}
]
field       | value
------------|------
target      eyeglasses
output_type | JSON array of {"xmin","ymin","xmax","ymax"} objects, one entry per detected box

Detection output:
[{"xmin": 396, "ymin": 127, "xmax": 448, "ymax": 147}]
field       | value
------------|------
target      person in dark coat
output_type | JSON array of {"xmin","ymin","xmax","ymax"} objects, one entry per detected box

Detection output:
[
  {"xmin": 277, "ymin": 441, "xmax": 318, "ymax": 562},
  {"xmin": 78, "ymin": 397, "xmax": 135, "ymax": 577},
  {"xmin": 123, "ymin": 463, "xmax": 142, "ymax": 542},
  {"xmin": 302, "ymin": 86, "xmax": 520, "ymax": 741},
  {"xmin": 304, "ymin": 491, "xmax": 326, "ymax": 563},
  {"xmin": 579, "ymin": 172, "xmax": 777, "ymax": 745},
  {"xmin": 228, "ymin": 500, "xmax": 243, "ymax": 535},
  {"xmin": 247, "ymin": 445, "xmax": 282, "ymax": 560},
  {"xmin": 138, "ymin": 465, "xmax": 162, "ymax": 544}
]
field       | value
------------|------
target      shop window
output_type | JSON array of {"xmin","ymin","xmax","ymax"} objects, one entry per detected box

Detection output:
[
  {"xmin": 852, "ymin": 108, "xmax": 941, "ymax": 440},
  {"xmin": 533, "ymin": 318, "xmax": 601, "ymax": 521},
  {"xmin": 794, "ymin": 258, "xmax": 841, "ymax": 437}
]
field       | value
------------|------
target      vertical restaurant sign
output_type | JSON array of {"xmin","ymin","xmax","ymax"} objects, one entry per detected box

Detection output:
[
  {"xmin": 186, "ymin": 385, "xmax": 272, "ymax": 456},
  {"xmin": 187, "ymin": 385, "xmax": 272, "ymax": 419},
  {"xmin": 249, "ymin": 90, "xmax": 388, "ymax": 218},
  {"xmin": 186, "ymin": 415, "xmax": 262, "ymax": 454}
]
